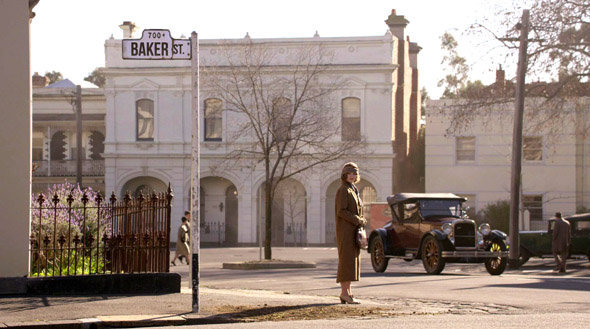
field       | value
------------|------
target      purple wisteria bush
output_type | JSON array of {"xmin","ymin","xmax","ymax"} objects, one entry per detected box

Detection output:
[{"xmin": 30, "ymin": 182, "xmax": 111, "ymax": 275}]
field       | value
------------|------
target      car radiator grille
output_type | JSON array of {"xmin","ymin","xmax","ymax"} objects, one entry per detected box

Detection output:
[{"xmin": 454, "ymin": 222, "xmax": 475, "ymax": 247}]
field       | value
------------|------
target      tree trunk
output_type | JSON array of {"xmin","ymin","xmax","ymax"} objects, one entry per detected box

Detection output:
[{"xmin": 264, "ymin": 179, "xmax": 272, "ymax": 260}]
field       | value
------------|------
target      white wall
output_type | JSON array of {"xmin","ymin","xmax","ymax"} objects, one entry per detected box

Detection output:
[
  {"xmin": 426, "ymin": 99, "xmax": 588, "ymax": 229},
  {"xmin": 0, "ymin": 0, "xmax": 32, "ymax": 278}
]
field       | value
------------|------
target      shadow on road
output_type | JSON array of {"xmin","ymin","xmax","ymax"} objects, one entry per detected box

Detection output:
[{"xmin": 455, "ymin": 277, "xmax": 590, "ymax": 292}]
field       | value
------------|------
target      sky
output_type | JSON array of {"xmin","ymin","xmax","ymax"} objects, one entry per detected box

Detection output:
[{"xmin": 30, "ymin": 0, "xmax": 522, "ymax": 99}]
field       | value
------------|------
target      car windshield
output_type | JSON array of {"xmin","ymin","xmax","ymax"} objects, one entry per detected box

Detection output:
[{"xmin": 419, "ymin": 199, "xmax": 462, "ymax": 218}]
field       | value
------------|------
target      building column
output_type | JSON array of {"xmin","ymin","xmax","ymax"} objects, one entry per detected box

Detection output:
[
  {"xmin": 0, "ymin": 0, "xmax": 34, "ymax": 280},
  {"xmin": 307, "ymin": 174, "xmax": 322, "ymax": 244}
]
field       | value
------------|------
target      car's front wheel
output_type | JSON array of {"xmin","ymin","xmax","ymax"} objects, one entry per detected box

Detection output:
[
  {"xmin": 421, "ymin": 235, "xmax": 446, "ymax": 274},
  {"xmin": 370, "ymin": 234, "xmax": 389, "ymax": 273},
  {"xmin": 485, "ymin": 240, "xmax": 507, "ymax": 275}
]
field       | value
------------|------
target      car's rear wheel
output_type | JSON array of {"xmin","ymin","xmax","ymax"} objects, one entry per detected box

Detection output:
[
  {"xmin": 485, "ymin": 240, "xmax": 507, "ymax": 275},
  {"xmin": 421, "ymin": 235, "xmax": 445, "ymax": 275},
  {"xmin": 370, "ymin": 235, "xmax": 389, "ymax": 273}
]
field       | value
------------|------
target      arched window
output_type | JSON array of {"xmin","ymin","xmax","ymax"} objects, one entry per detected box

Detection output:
[
  {"xmin": 204, "ymin": 98, "xmax": 223, "ymax": 141},
  {"xmin": 342, "ymin": 97, "xmax": 360, "ymax": 141},
  {"xmin": 50, "ymin": 131, "xmax": 67, "ymax": 161},
  {"xmin": 136, "ymin": 99, "xmax": 154, "ymax": 141},
  {"xmin": 272, "ymin": 97, "xmax": 292, "ymax": 142},
  {"xmin": 89, "ymin": 131, "xmax": 105, "ymax": 160}
]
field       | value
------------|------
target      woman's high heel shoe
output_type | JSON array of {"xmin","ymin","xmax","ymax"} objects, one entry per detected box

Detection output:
[{"xmin": 339, "ymin": 295, "xmax": 360, "ymax": 304}]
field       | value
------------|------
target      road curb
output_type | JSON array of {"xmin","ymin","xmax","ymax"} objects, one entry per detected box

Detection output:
[{"xmin": 222, "ymin": 260, "xmax": 316, "ymax": 270}]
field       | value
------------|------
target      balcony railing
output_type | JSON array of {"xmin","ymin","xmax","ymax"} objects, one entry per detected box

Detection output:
[{"xmin": 33, "ymin": 160, "xmax": 105, "ymax": 177}]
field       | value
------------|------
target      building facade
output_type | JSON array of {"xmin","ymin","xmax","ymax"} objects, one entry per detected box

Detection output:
[
  {"xmin": 32, "ymin": 10, "xmax": 422, "ymax": 246},
  {"xmin": 31, "ymin": 75, "xmax": 106, "ymax": 194},
  {"xmin": 426, "ymin": 71, "xmax": 590, "ymax": 230}
]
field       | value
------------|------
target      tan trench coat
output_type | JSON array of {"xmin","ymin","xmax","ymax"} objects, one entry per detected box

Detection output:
[
  {"xmin": 335, "ymin": 183, "xmax": 364, "ymax": 283},
  {"xmin": 176, "ymin": 222, "xmax": 190, "ymax": 258}
]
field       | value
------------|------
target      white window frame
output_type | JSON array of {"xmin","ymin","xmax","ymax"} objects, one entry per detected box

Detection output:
[{"xmin": 455, "ymin": 136, "xmax": 476, "ymax": 163}]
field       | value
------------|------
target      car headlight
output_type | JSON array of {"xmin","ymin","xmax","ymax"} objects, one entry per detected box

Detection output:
[
  {"xmin": 479, "ymin": 223, "xmax": 491, "ymax": 236},
  {"xmin": 442, "ymin": 223, "xmax": 452, "ymax": 235}
]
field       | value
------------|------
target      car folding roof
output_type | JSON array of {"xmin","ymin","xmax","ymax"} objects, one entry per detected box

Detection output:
[{"xmin": 386, "ymin": 193, "xmax": 467, "ymax": 206}]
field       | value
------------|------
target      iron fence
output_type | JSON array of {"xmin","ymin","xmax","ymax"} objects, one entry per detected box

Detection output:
[
  {"xmin": 284, "ymin": 222, "xmax": 307, "ymax": 246},
  {"xmin": 29, "ymin": 185, "xmax": 173, "ymax": 277}
]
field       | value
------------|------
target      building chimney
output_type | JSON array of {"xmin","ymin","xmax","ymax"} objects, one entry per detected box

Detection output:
[
  {"xmin": 385, "ymin": 9, "xmax": 409, "ymax": 40},
  {"xmin": 119, "ymin": 21, "xmax": 137, "ymax": 38},
  {"xmin": 496, "ymin": 64, "xmax": 505, "ymax": 87},
  {"xmin": 32, "ymin": 72, "xmax": 49, "ymax": 88}
]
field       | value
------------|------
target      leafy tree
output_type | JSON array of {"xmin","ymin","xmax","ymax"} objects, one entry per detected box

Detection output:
[
  {"xmin": 44, "ymin": 71, "xmax": 63, "ymax": 84},
  {"xmin": 438, "ymin": 32, "xmax": 469, "ymax": 99},
  {"xmin": 84, "ymin": 68, "xmax": 106, "ymax": 88},
  {"xmin": 477, "ymin": 200, "xmax": 510, "ymax": 233}
]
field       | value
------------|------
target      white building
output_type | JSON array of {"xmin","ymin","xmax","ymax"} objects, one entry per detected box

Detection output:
[
  {"xmin": 31, "ymin": 10, "xmax": 422, "ymax": 246},
  {"xmin": 426, "ymin": 71, "xmax": 590, "ymax": 230},
  {"xmin": 103, "ymin": 11, "xmax": 423, "ymax": 246}
]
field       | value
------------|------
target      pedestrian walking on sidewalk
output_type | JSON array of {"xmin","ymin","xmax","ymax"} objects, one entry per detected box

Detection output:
[
  {"xmin": 552, "ymin": 212, "xmax": 571, "ymax": 273},
  {"xmin": 335, "ymin": 162, "xmax": 367, "ymax": 304},
  {"xmin": 172, "ymin": 211, "xmax": 191, "ymax": 266}
]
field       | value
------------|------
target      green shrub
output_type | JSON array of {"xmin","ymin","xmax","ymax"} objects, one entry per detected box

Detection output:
[{"xmin": 477, "ymin": 200, "xmax": 510, "ymax": 233}]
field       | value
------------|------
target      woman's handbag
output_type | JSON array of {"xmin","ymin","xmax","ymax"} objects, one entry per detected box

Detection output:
[{"xmin": 355, "ymin": 226, "xmax": 368, "ymax": 249}]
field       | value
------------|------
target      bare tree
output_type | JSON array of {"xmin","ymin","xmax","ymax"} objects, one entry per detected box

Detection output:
[
  {"xmin": 203, "ymin": 40, "xmax": 367, "ymax": 259},
  {"xmin": 437, "ymin": 0, "xmax": 589, "ymax": 139}
]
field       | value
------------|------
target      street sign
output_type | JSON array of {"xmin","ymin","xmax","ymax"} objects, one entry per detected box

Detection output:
[
  {"xmin": 122, "ymin": 29, "xmax": 191, "ymax": 60},
  {"xmin": 122, "ymin": 29, "xmax": 200, "ymax": 313}
]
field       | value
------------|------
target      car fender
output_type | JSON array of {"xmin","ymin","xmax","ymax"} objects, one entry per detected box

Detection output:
[
  {"xmin": 417, "ymin": 230, "xmax": 448, "ymax": 257},
  {"xmin": 368, "ymin": 228, "xmax": 390, "ymax": 254},
  {"xmin": 489, "ymin": 229, "xmax": 507, "ymax": 242}
]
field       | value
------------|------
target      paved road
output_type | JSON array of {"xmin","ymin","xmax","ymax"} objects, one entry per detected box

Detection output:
[{"xmin": 175, "ymin": 247, "xmax": 590, "ymax": 314}]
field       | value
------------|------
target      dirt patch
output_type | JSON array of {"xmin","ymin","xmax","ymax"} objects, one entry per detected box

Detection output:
[{"xmin": 214, "ymin": 304, "xmax": 399, "ymax": 322}]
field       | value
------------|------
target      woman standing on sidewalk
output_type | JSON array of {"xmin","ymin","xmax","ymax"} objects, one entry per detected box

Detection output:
[{"xmin": 335, "ymin": 162, "xmax": 366, "ymax": 304}]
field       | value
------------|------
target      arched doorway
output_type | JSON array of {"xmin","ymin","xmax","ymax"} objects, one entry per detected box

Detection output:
[
  {"xmin": 257, "ymin": 178, "xmax": 307, "ymax": 246},
  {"xmin": 200, "ymin": 177, "xmax": 238, "ymax": 246},
  {"xmin": 325, "ymin": 178, "xmax": 377, "ymax": 245},
  {"xmin": 121, "ymin": 176, "xmax": 168, "ymax": 198}
]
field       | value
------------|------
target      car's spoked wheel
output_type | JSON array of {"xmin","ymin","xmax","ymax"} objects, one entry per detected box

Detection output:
[
  {"xmin": 371, "ymin": 235, "xmax": 389, "ymax": 272},
  {"xmin": 485, "ymin": 240, "xmax": 507, "ymax": 275},
  {"xmin": 421, "ymin": 235, "xmax": 445, "ymax": 274}
]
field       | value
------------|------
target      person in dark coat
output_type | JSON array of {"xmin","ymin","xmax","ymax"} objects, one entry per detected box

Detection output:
[
  {"xmin": 552, "ymin": 212, "xmax": 571, "ymax": 273},
  {"xmin": 335, "ymin": 162, "xmax": 367, "ymax": 304}
]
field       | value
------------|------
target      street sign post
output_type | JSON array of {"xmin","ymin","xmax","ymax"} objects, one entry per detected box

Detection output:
[
  {"xmin": 122, "ymin": 29, "xmax": 200, "ymax": 313},
  {"xmin": 189, "ymin": 31, "xmax": 200, "ymax": 313}
]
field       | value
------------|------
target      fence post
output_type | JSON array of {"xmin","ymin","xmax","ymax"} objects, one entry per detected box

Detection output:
[
  {"xmin": 95, "ymin": 193, "xmax": 103, "ymax": 274},
  {"xmin": 165, "ymin": 184, "xmax": 173, "ymax": 272},
  {"xmin": 109, "ymin": 192, "xmax": 117, "ymax": 273},
  {"xmin": 123, "ymin": 192, "xmax": 131, "ymax": 273}
]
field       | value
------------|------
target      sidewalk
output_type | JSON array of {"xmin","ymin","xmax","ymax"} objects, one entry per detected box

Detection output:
[
  {"xmin": 0, "ymin": 285, "xmax": 522, "ymax": 328},
  {"xmin": 0, "ymin": 287, "xmax": 403, "ymax": 328}
]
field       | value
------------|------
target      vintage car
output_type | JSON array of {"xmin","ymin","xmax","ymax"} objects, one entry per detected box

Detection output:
[
  {"xmin": 519, "ymin": 213, "xmax": 590, "ymax": 265},
  {"xmin": 368, "ymin": 193, "xmax": 509, "ymax": 275}
]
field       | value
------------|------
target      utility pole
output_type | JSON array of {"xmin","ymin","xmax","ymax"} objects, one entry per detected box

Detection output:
[
  {"xmin": 189, "ymin": 31, "xmax": 200, "ymax": 313},
  {"xmin": 508, "ymin": 9, "xmax": 529, "ymax": 268},
  {"xmin": 75, "ymin": 85, "xmax": 83, "ymax": 188}
]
